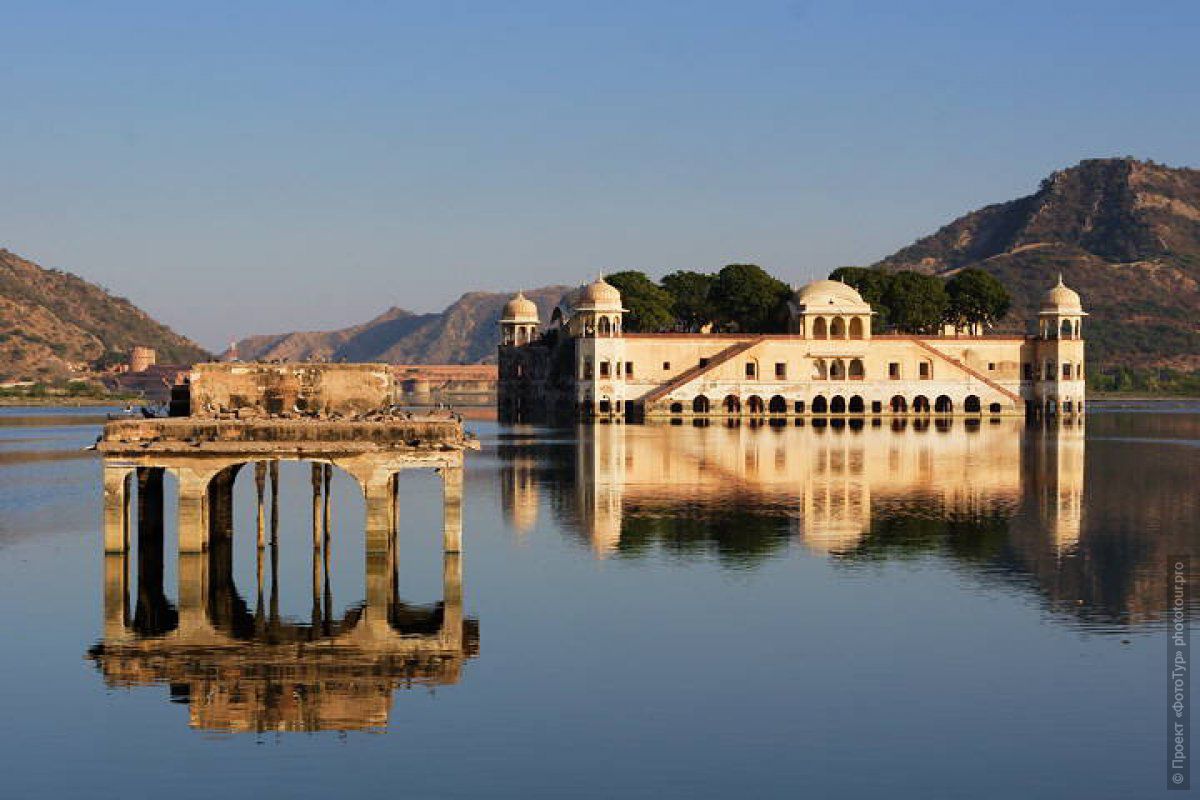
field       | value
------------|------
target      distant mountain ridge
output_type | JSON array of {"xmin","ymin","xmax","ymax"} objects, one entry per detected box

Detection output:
[
  {"xmin": 0, "ymin": 248, "xmax": 209, "ymax": 382},
  {"xmin": 230, "ymin": 286, "xmax": 570, "ymax": 364},
  {"xmin": 875, "ymin": 158, "xmax": 1200, "ymax": 369}
]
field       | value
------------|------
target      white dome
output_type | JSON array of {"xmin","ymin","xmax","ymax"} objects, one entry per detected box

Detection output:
[
  {"xmin": 1040, "ymin": 275, "xmax": 1083, "ymax": 313},
  {"xmin": 793, "ymin": 279, "xmax": 872, "ymax": 313},
  {"xmin": 500, "ymin": 291, "xmax": 539, "ymax": 322},
  {"xmin": 576, "ymin": 276, "xmax": 624, "ymax": 310}
]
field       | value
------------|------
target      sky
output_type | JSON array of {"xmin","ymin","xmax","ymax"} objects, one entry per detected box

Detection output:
[{"xmin": 1, "ymin": 1, "xmax": 1197, "ymax": 350}]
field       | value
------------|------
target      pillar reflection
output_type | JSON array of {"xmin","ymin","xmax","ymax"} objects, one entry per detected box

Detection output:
[{"xmin": 90, "ymin": 452, "xmax": 478, "ymax": 733}]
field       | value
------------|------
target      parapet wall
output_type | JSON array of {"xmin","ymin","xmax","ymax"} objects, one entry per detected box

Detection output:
[{"xmin": 189, "ymin": 363, "xmax": 395, "ymax": 416}]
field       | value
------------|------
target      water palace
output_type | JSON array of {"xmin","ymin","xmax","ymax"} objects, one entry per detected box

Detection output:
[{"xmin": 497, "ymin": 275, "xmax": 1086, "ymax": 420}]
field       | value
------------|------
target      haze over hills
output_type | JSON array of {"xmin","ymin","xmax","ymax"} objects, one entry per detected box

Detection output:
[
  {"xmin": 229, "ymin": 286, "xmax": 570, "ymax": 365},
  {"xmin": 0, "ymin": 248, "xmax": 209, "ymax": 382},
  {"xmin": 875, "ymin": 158, "xmax": 1200, "ymax": 369},
  {"xmin": 2, "ymin": 157, "xmax": 1197, "ymax": 381}
]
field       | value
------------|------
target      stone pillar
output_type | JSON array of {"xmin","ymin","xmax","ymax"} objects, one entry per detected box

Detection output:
[
  {"xmin": 103, "ymin": 463, "xmax": 134, "ymax": 553},
  {"xmin": 363, "ymin": 544, "xmax": 394, "ymax": 634},
  {"xmin": 442, "ymin": 462, "xmax": 464, "ymax": 553},
  {"xmin": 254, "ymin": 461, "xmax": 267, "ymax": 549},
  {"xmin": 269, "ymin": 460, "xmax": 280, "ymax": 546},
  {"xmin": 177, "ymin": 468, "xmax": 211, "ymax": 553},
  {"xmin": 323, "ymin": 463, "xmax": 333, "ymax": 545},
  {"xmin": 311, "ymin": 463, "xmax": 323, "ymax": 549},
  {"xmin": 177, "ymin": 552, "xmax": 208, "ymax": 636},
  {"xmin": 103, "ymin": 553, "xmax": 129, "ymax": 640},
  {"xmin": 135, "ymin": 468, "xmax": 169, "ymax": 636},
  {"xmin": 441, "ymin": 551, "xmax": 463, "ymax": 650},
  {"xmin": 364, "ymin": 473, "xmax": 394, "ymax": 554}
]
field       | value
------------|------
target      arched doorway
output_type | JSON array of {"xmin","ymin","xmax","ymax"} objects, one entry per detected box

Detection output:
[
  {"xmin": 812, "ymin": 317, "xmax": 828, "ymax": 339},
  {"xmin": 768, "ymin": 395, "xmax": 787, "ymax": 414},
  {"xmin": 597, "ymin": 316, "xmax": 611, "ymax": 337},
  {"xmin": 723, "ymin": 395, "xmax": 741, "ymax": 414},
  {"xmin": 935, "ymin": 395, "xmax": 953, "ymax": 413},
  {"xmin": 692, "ymin": 395, "xmax": 710, "ymax": 414},
  {"xmin": 964, "ymin": 395, "xmax": 981, "ymax": 413},
  {"xmin": 669, "ymin": 402, "xmax": 684, "ymax": 414},
  {"xmin": 890, "ymin": 395, "xmax": 907, "ymax": 413},
  {"xmin": 812, "ymin": 396, "xmax": 828, "ymax": 414},
  {"xmin": 848, "ymin": 359, "xmax": 864, "ymax": 380},
  {"xmin": 830, "ymin": 396, "xmax": 847, "ymax": 414},
  {"xmin": 848, "ymin": 396, "xmax": 865, "ymax": 414},
  {"xmin": 829, "ymin": 359, "xmax": 845, "ymax": 380},
  {"xmin": 747, "ymin": 395, "xmax": 765, "ymax": 414},
  {"xmin": 830, "ymin": 317, "xmax": 846, "ymax": 339},
  {"xmin": 913, "ymin": 395, "xmax": 930, "ymax": 413},
  {"xmin": 849, "ymin": 317, "xmax": 864, "ymax": 339}
]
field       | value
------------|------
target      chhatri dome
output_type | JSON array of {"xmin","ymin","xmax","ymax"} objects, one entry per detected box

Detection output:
[
  {"xmin": 500, "ymin": 291, "xmax": 539, "ymax": 322},
  {"xmin": 793, "ymin": 278, "xmax": 873, "ymax": 314},
  {"xmin": 576, "ymin": 275, "xmax": 625, "ymax": 311},
  {"xmin": 1040, "ymin": 275, "xmax": 1084, "ymax": 313}
]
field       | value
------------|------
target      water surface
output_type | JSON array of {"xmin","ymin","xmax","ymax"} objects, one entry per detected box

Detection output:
[{"xmin": 0, "ymin": 404, "xmax": 1196, "ymax": 799}]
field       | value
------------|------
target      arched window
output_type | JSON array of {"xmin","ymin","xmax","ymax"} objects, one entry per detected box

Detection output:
[
  {"xmin": 890, "ymin": 395, "xmax": 907, "ymax": 413},
  {"xmin": 693, "ymin": 395, "xmax": 710, "ymax": 414},
  {"xmin": 831, "ymin": 396, "xmax": 847, "ymax": 414},
  {"xmin": 769, "ymin": 395, "xmax": 787, "ymax": 414},
  {"xmin": 812, "ymin": 317, "xmax": 828, "ymax": 339},
  {"xmin": 1060, "ymin": 319, "xmax": 1072, "ymax": 338},
  {"xmin": 965, "ymin": 395, "xmax": 981, "ymax": 413},
  {"xmin": 935, "ymin": 395, "xmax": 953, "ymax": 413},
  {"xmin": 747, "ymin": 395, "xmax": 765, "ymax": 414},
  {"xmin": 812, "ymin": 396, "xmax": 828, "ymax": 414},
  {"xmin": 723, "ymin": 395, "xmax": 741, "ymax": 413},
  {"xmin": 848, "ymin": 359, "xmax": 864, "ymax": 380},
  {"xmin": 597, "ymin": 316, "xmax": 612, "ymax": 337},
  {"xmin": 913, "ymin": 395, "xmax": 930, "ymax": 413},
  {"xmin": 516, "ymin": 328, "xmax": 528, "ymax": 345},
  {"xmin": 830, "ymin": 359, "xmax": 845, "ymax": 380},
  {"xmin": 669, "ymin": 402, "xmax": 684, "ymax": 414},
  {"xmin": 849, "ymin": 317, "xmax": 864, "ymax": 339},
  {"xmin": 830, "ymin": 317, "xmax": 846, "ymax": 339},
  {"xmin": 813, "ymin": 359, "xmax": 828, "ymax": 380},
  {"xmin": 848, "ymin": 396, "xmax": 865, "ymax": 414}
]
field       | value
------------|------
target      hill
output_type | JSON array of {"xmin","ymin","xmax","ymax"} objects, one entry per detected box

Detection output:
[
  {"xmin": 0, "ymin": 248, "xmax": 209, "ymax": 382},
  {"xmin": 875, "ymin": 158, "xmax": 1200, "ymax": 369},
  {"xmin": 231, "ymin": 286, "xmax": 570, "ymax": 364}
]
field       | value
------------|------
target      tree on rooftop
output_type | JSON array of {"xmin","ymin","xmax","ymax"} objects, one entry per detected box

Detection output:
[
  {"xmin": 605, "ymin": 270, "xmax": 676, "ymax": 332},
  {"xmin": 709, "ymin": 264, "xmax": 792, "ymax": 333},
  {"xmin": 945, "ymin": 268, "xmax": 1011, "ymax": 330},
  {"xmin": 661, "ymin": 270, "xmax": 717, "ymax": 330}
]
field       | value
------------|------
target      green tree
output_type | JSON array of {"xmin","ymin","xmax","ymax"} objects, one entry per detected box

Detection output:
[
  {"xmin": 945, "ymin": 269, "xmax": 1011, "ymax": 330},
  {"xmin": 883, "ymin": 271, "xmax": 948, "ymax": 334},
  {"xmin": 709, "ymin": 264, "xmax": 792, "ymax": 332},
  {"xmin": 661, "ymin": 270, "xmax": 717, "ymax": 330},
  {"xmin": 605, "ymin": 270, "xmax": 676, "ymax": 332},
  {"xmin": 829, "ymin": 266, "xmax": 894, "ymax": 329}
]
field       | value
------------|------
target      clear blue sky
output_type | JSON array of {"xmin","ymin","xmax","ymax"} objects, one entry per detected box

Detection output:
[{"xmin": 2, "ymin": 1, "xmax": 1197, "ymax": 349}]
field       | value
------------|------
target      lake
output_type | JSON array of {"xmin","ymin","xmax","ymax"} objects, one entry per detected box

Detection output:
[{"xmin": 0, "ymin": 404, "xmax": 1196, "ymax": 799}]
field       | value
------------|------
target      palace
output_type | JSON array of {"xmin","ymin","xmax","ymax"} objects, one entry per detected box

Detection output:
[{"xmin": 498, "ymin": 275, "xmax": 1086, "ymax": 420}]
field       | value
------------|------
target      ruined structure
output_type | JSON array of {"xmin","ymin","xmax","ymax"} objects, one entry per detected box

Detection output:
[
  {"xmin": 92, "ymin": 362, "xmax": 478, "ymax": 731},
  {"xmin": 498, "ymin": 276, "xmax": 1086, "ymax": 421}
]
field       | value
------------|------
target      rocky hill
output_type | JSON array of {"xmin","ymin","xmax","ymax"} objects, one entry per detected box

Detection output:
[
  {"xmin": 0, "ymin": 248, "xmax": 209, "ymax": 382},
  {"xmin": 875, "ymin": 158, "xmax": 1200, "ymax": 369},
  {"xmin": 231, "ymin": 286, "xmax": 570, "ymax": 364}
]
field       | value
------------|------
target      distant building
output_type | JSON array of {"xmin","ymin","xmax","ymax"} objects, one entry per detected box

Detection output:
[
  {"xmin": 129, "ymin": 346, "xmax": 156, "ymax": 373},
  {"xmin": 498, "ymin": 276, "xmax": 1086, "ymax": 421}
]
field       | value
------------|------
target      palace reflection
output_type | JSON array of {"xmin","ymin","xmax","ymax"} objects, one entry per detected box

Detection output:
[
  {"xmin": 88, "ymin": 453, "xmax": 478, "ymax": 734},
  {"xmin": 496, "ymin": 417, "xmax": 1182, "ymax": 626}
]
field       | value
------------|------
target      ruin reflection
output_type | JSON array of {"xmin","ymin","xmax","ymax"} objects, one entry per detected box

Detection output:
[
  {"xmin": 88, "ymin": 451, "xmax": 477, "ymax": 733},
  {"xmin": 492, "ymin": 418, "xmax": 1190, "ymax": 626}
]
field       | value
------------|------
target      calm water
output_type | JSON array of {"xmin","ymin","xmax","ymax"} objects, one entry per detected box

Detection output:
[{"xmin": 1, "ymin": 405, "xmax": 1197, "ymax": 799}]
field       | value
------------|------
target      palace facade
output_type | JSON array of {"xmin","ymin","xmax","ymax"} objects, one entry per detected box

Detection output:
[{"xmin": 498, "ymin": 275, "xmax": 1086, "ymax": 421}]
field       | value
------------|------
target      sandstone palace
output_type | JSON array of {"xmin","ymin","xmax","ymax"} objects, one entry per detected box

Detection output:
[{"xmin": 497, "ymin": 275, "xmax": 1086, "ymax": 422}]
